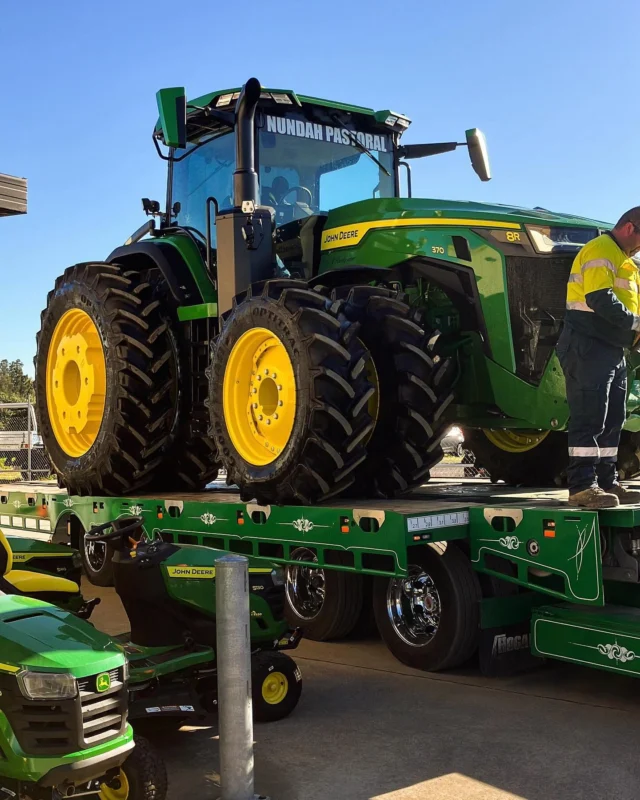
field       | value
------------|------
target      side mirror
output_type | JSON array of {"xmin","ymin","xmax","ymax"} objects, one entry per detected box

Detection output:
[
  {"xmin": 466, "ymin": 128, "xmax": 491, "ymax": 182},
  {"xmin": 156, "ymin": 87, "xmax": 187, "ymax": 149}
]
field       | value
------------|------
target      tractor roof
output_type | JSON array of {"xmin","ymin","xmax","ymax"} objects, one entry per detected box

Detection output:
[{"xmin": 155, "ymin": 86, "xmax": 410, "ymax": 144}]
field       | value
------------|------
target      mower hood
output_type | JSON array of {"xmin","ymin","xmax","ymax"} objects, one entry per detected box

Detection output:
[{"xmin": 0, "ymin": 595, "xmax": 125, "ymax": 678}]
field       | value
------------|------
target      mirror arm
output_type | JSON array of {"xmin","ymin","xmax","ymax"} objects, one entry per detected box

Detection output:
[{"xmin": 398, "ymin": 161, "xmax": 412, "ymax": 198}]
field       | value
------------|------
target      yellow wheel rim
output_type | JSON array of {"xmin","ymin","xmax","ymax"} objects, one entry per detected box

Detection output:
[
  {"xmin": 483, "ymin": 429, "xmax": 550, "ymax": 453},
  {"xmin": 261, "ymin": 671, "xmax": 289, "ymax": 705},
  {"xmin": 46, "ymin": 308, "xmax": 106, "ymax": 457},
  {"xmin": 223, "ymin": 327, "xmax": 296, "ymax": 466},
  {"xmin": 99, "ymin": 768, "xmax": 129, "ymax": 799}
]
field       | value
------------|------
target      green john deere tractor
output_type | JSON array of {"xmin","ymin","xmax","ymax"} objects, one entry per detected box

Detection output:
[{"xmin": 35, "ymin": 78, "xmax": 640, "ymax": 500}]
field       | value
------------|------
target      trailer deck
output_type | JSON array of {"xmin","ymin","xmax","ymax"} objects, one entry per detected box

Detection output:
[{"xmin": 4, "ymin": 479, "xmax": 640, "ymax": 680}]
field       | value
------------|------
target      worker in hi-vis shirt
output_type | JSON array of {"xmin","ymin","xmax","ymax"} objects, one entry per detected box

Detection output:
[{"xmin": 557, "ymin": 207, "xmax": 640, "ymax": 508}]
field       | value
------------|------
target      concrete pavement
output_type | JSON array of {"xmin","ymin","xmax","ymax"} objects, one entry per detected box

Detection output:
[{"xmin": 89, "ymin": 583, "xmax": 640, "ymax": 799}]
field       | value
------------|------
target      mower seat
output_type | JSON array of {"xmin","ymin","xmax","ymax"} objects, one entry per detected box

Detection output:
[{"xmin": 0, "ymin": 529, "xmax": 79, "ymax": 595}]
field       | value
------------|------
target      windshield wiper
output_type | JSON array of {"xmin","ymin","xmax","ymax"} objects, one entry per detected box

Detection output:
[{"xmin": 329, "ymin": 114, "xmax": 391, "ymax": 177}]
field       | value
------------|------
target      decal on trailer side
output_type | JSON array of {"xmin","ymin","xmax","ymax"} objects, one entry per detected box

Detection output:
[{"xmin": 407, "ymin": 510, "xmax": 469, "ymax": 533}]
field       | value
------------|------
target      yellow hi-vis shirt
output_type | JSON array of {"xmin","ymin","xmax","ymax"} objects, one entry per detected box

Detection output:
[{"xmin": 565, "ymin": 232, "xmax": 640, "ymax": 347}]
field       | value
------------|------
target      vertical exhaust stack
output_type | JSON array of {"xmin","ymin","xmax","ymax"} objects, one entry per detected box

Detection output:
[
  {"xmin": 233, "ymin": 77, "xmax": 261, "ymax": 209},
  {"xmin": 216, "ymin": 77, "xmax": 275, "ymax": 314}
]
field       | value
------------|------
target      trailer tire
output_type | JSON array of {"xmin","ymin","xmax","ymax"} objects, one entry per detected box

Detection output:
[
  {"xmin": 285, "ymin": 547, "xmax": 364, "ymax": 640},
  {"xmin": 373, "ymin": 542, "xmax": 481, "ymax": 671}
]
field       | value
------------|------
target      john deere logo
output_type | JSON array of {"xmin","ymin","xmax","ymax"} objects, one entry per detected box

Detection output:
[{"xmin": 96, "ymin": 673, "xmax": 111, "ymax": 693}]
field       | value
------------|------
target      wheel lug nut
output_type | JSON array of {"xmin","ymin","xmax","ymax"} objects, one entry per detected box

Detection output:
[
  {"xmin": 257, "ymin": 375, "xmax": 262, "ymax": 381},
  {"xmin": 252, "ymin": 388, "xmax": 257, "ymax": 394},
  {"xmin": 264, "ymin": 368, "xmax": 269, "ymax": 375},
  {"xmin": 272, "ymin": 372, "xmax": 277, "ymax": 379},
  {"xmin": 277, "ymin": 385, "xmax": 282, "ymax": 391},
  {"xmin": 253, "ymin": 403, "xmax": 258, "ymax": 409},
  {"xmin": 278, "ymin": 400, "xmax": 283, "ymax": 407},
  {"xmin": 259, "ymin": 415, "xmax": 263, "ymax": 421},
  {"xmin": 266, "ymin": 419, "xmax": 271, "ymax": 425},
  {"xmin": 274, "ymin": 413, "xmax": 279, "ymax": 420}
]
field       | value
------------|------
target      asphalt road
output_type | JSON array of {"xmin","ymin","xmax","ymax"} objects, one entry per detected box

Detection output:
[{"xmin": 89, "ymin": 582, "xmax": 640, "ymax": 800}]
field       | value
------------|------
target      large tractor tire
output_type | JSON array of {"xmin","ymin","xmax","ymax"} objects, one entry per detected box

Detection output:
[
  {"xmin": 618, "ymin": 430, "xmax": 640, "ymax": 480},
  {"xmin": 36, "ymin": 262, "xmax": 220, "ymax": 495},
  {"xmin": 462, "ymin": 428, "xmax": 568, "ymax": 487},
  {"xmin": 35, "ymin": 263, "xmax": 181, "ymax": 495},
  {"xmin": 322, "ymin": 285, "xmax": 456, "ymax": 497},
  {"xmin": 209, "ymin": 280, "xmax": 374, "ymax": 505}
]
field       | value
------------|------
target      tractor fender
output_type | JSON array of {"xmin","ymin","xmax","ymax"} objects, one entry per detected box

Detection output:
[
  {"xmin": 107, "ymin": 241, "xmax": 202, "ymax": 305},
  {"xmin": 310, "ymin": 265, "xmax": 395, "ymax": 290}
]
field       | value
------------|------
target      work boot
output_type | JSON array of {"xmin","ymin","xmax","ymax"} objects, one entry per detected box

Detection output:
[
  {"xmin": 602, "ymin": 484, "xmax": 640, "ymax": 505},
  {"xmin": 568, "ymin": 487, "xmax": 619, "ymax": 509}
]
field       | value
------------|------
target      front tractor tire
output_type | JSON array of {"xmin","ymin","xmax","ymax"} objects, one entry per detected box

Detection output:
[
  {"xmin": 322, "ymin": 285, "xmax": 456, "ymax": 497},
  {"xmin": 35, "ymin": 262, "xmax": 180, "ymax": 496},
  {"xmin": 209, "ymin": 280, "xmax": 374, "ymax": 505},
  {"xmin": 462, "ymin": 428, "xmax": 568, "ymax": 487}
]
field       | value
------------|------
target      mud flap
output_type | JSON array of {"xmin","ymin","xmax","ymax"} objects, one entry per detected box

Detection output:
[{"xmin": 479, "ymin": 619, "xmax": 541, "ymax": 677}]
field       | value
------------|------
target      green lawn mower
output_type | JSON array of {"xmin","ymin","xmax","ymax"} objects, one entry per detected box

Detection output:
[
  {"xmin": 0, "ymin": 592, "xmax": 166, "ymax": 799},
  {"xmin": 1, "ymin": 518, "xmax": 303, "ymax": 727}
]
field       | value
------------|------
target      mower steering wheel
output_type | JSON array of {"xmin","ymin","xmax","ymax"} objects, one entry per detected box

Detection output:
[
  {"xmin": 85, "ymin": 516, "xmax": 144, "ymax": 542},
  {"xmin": 281, "ymin": 185, "xmax": 313, "ymax": 206}
]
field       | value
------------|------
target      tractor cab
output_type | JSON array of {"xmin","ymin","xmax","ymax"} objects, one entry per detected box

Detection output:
[{"xmin": 166, "ymin": 87, "xmax": 401, "ymax": 282}]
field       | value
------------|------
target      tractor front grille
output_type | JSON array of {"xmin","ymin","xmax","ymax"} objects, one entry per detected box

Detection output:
[{"xmin": 504, "ymin": 254, "xmax": 573, "ymax": 383}]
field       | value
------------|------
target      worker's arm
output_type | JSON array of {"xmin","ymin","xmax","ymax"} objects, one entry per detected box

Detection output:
[{"xmin": 583, "ymin": 258, "xmax": 640, "ymax": 330}]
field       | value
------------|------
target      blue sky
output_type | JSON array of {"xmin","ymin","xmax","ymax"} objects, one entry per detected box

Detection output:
[{"xmin": 1, "ymin": 0, "xmax": 639, "ymax": 370}]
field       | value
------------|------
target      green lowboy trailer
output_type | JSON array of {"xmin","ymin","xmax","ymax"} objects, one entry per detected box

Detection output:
[{"xmin": 3, "ymin": 480, "xmax": 640, "ymax": 680}]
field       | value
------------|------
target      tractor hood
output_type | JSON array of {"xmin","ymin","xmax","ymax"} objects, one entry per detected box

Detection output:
[
  {"xmin": 323, "ymin": 197, "xmax": 609, "ymax": 231},
  {"xmin": 0, "ymin": 595, "xmax": 125, "ymax": 678}
]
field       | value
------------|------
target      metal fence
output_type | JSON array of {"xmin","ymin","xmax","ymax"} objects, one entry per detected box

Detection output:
[
  {"xmin": 430, "ymin": 449, "xmax": 486, "ymax": 479},
  {"xmin": 0, "ymin": 402, "xmax": 53, "ymax": 483}
]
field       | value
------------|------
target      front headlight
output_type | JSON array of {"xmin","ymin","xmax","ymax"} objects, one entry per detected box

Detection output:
[
  {"xmin": 271, "ymin": 567, "xmax": 285, "ymax": 586},
  {"xmin": 18, "ymin": 671, "xmax": 77, "ymax": 700},
  {"xmin": 527, "ymin": 224, "xmax": 599, "ymax": 254}
]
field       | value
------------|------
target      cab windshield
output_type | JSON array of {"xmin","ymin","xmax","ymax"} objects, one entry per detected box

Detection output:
[
  {"xmin": 258, "ymin": 112, "xmax": 395, "ymax": 225},
  {"xmin": 171, "ymin": 112, "xmax": 396, "ymax": 238}
]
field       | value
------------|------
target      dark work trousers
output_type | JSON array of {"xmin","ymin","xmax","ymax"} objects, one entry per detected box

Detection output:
[{"xmin": 556, "ymin": 326, "xmax": 626, "ymax": 494}]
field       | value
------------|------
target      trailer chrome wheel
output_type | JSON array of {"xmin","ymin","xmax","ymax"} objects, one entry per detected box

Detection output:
[
  {"xmin": 387, "ymin": 566, "xmax": 441, "ymax": 647},
  {"xmin": 373, "ymin": 543, "xmax": 481, "ymax": 671},
  {"xmin": 285, "ymin": 546, "xmax": 364, "ymax": 640},
  {"xmin": 82, "ymin": 532, "xmax": 114, "ymax": 586},
  {"xmin": 286, "ymin": 547, "xmax": 325, "ymax": 621}
]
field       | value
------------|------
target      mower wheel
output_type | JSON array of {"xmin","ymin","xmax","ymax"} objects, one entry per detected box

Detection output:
[
  {"xmin": 209, "ymin": 280, "xmax": 374, "ymax": 504},
  {"xmin": 373, "ymin": 542, "xmax": 481, "ymax": 671},
  {"xmin": 99, "ymin": 735, "xmax": 167, "ymax": 799},
  {"xmin": 251, "ymin": 651, "xmax": 302, "ymax": 723},
  {"xmin": 285, "ymin": 547, "xmax": 363, "ymax": 640},
  {"xmin": 322, "ymin": 284, "xmax": 457, "ymax": 497}
]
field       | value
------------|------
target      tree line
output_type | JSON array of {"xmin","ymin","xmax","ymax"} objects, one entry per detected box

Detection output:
[{"xmin": 0, "ymin": 359, "xmax": 34, "ymax": 403}]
